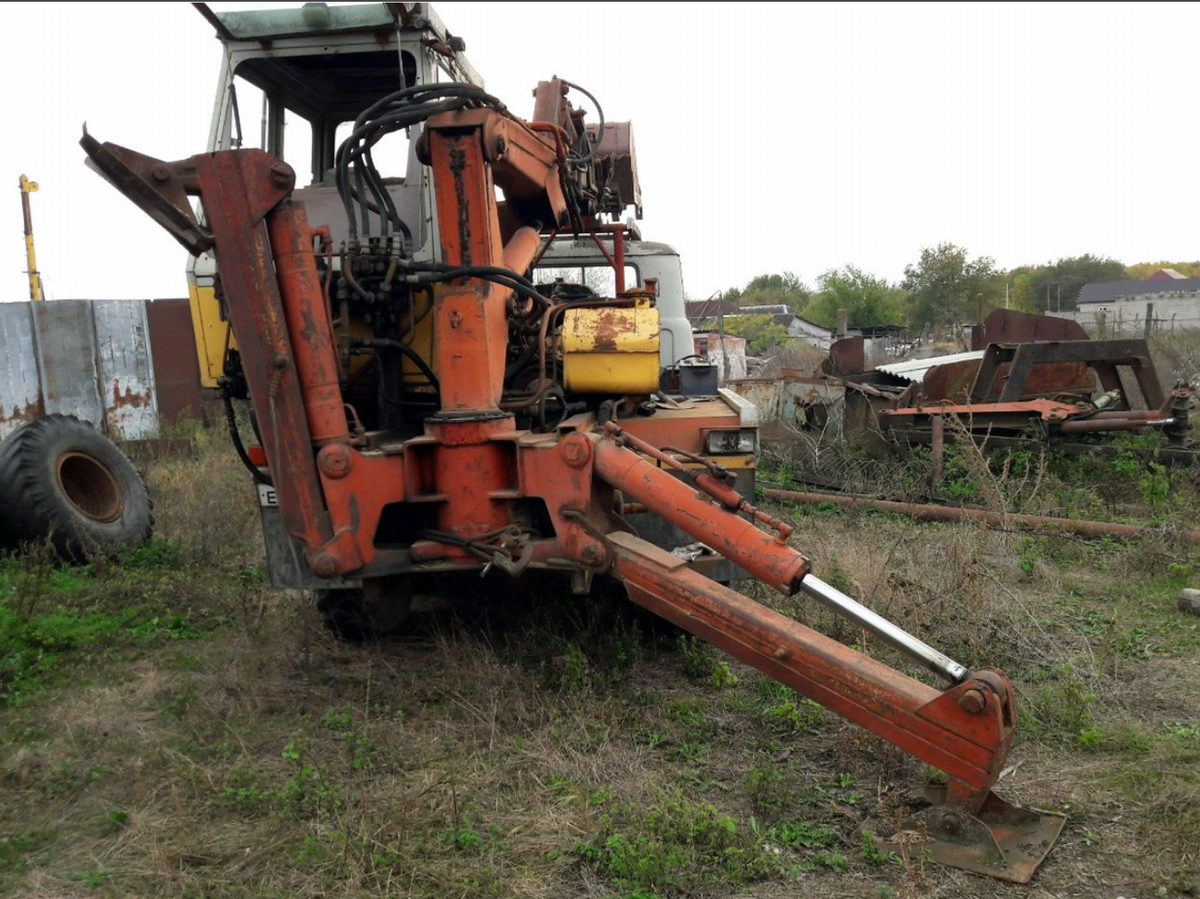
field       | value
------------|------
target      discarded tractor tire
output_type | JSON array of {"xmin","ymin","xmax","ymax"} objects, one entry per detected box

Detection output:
[
  {"xmin": 0, "ymin": 415, "xmax": 153, "ymax": 561},
  {"xmin": 318, "ymin": 577, "xmax": 412, "ymax": 642}
]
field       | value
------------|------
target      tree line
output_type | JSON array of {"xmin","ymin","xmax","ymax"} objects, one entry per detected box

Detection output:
[{"xmin": 718, "ymin": 246, "xmax": 1198, "ymax": 334}]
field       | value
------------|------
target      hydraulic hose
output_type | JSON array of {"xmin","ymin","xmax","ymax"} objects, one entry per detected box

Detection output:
[{"xmin": 222, "ymin": 393, "xmax": 272, "ymax": 487}]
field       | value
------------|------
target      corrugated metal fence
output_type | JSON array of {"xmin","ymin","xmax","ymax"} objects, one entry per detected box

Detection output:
[{"xmin": 0, "ymin": 299, "xmax": 205, "ymax": 441}]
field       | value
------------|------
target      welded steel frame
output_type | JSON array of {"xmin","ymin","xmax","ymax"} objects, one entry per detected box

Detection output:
[{"xmin": 970, "ymin": 339, "xmax": 1165, "ymax": 409}]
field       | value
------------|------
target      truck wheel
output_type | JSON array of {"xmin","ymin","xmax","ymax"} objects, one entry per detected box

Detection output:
[
  {"xmin": 0, "ymin": 414, "xmax": 153, "ymax": 561},
  {"xmin": 318, "ymin": 577, "xmax": 412, "ymax": 641}
]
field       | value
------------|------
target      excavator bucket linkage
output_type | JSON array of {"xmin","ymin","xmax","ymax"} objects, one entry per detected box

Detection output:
[{"xmin": 81, "ymin": 129, "xmax": 1064, "ymax": 883}]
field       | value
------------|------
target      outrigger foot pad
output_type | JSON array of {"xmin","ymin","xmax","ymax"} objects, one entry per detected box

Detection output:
[{"xmin": 882, "ymin": 786, "xmax": 1067, "ymax": 883}]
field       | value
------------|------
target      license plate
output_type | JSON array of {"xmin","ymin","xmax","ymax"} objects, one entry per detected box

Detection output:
[{"xmin": 256, "ymin": 482, "xmax": 278, "ymax": 508}]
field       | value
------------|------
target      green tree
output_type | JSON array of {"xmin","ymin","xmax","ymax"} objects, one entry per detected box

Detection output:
[
  {"xmin": 1124, "ymin": 260, "xmax": 1199, "ymax": 281},
  {"xmin": 721, "ymin": 315, "xmax": 790, "ymax": 356},
  {"xmin": 802, "ymin": 266, "xmax": 907, "ymax": 329},
  {"xmin": 1002, "ymin": 270, "xmax": 1043, "ymax": 314},
  {"xmin": 1022, "ymin": 255, "xmax": 1127, "ymax": 312},
  {"xmin": 724, "ymin": 272, "xmax": 810, "ymax": 313},
  {"xmin": 902, "ymin": 243, "xmax": 1000, "ymax": 327}
]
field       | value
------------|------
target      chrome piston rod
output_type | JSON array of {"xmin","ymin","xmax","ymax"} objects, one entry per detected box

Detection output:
[{"xmin": 798, "ymin": 574, "xmax": 969, "ymax": 684}]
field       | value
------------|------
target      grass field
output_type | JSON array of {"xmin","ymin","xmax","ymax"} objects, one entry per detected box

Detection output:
[{"xmin": 1, "ymin": 425, "xmax": 1198, "ymax": 898}]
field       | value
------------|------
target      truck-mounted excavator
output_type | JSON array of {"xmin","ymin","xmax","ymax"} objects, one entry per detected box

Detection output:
[{"xmin": 80, "ymin": 2, "xmax": 1064, "ymax": 881}]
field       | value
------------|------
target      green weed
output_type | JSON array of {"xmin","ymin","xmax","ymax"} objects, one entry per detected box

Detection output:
[
  {"xmin": 1021, "ymin": 666, "xmax": 1095, "ymax": 744},
  {"xmin": 665, "ymin": 698, "xmax": 709, "ymax": 732},
  {"xmin": 71, "ymin": 870, "xmax": 110, "ymax": 887},
  {"xmin": 574, "ymin": 791, "xmax": 778, "ymax": 895},
  {"xmin": 104, "ymin": 809, "xmax": 129, "ymax": 834},
  {"xmin": 677, "ymin": 636, "xmax": 719, "ymax": 682},
  {"xmin": 0, "ymin": 830, "xmax": 56, "ymax": 873},
  {"xmin": 861, "ymin": 831, "xmax": 898, "ymax": 866},
  {"xmin": 810, "ymin": 850, "xmax": 850, "ymax": 871},
  {"xmin": 221, "ymin": 767, "xmax": 275, "ymax": 815},
  {"xmin": 767, "ymin": 820, "xmax": 834, "ymax": 850},
  {"xmin": 744, "ymin": 765, "xmax": 796, "ymax": 818},
  {"xmin": 762, "ymin": 698, "xmax": 824, "ymax": 734},
  {"xmin": 0, "ymin": 543, "xmax": 210, "ymax": 704}
]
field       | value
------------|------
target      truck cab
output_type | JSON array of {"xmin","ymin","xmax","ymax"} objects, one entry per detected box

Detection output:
[{"xmin": 188, "ymin": 2, "xmax": 473, "ymax": 389}]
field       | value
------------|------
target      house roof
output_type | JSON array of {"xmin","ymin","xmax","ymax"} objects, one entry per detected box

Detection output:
[
  {"xmin": 686, "ymin": 301, "xmax": 800, "ymax": 320},
  {"xmin": 728, "ymin": 305, "xmax": 792, "ymax": 316},
  {"xmin": 1080, "ymin": 278, "xmax": 1200, "ymax": 304},
  {"xmin": 774, "ymin": 313, "xmax": 834, "ymax": 334},
  {"xmin": 1148, "ymin": 268, "xmax": 1187, "ymax": 281},
  {"xmin": 685, "ymin": 300, "xmax": 740, "ymax": 320}
]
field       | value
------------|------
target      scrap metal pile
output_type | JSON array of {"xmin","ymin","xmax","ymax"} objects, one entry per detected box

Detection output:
[{"xmin": 746, "ymin": 310, "xmax": 1196, "ymax": 465}]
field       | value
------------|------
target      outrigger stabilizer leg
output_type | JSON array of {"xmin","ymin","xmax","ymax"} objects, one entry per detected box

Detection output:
[{"xmin": 591, "ymin": 426, "xmax": 1065, "ymax": 883}]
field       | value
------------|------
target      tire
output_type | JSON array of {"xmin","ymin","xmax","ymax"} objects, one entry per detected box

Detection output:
[
  {"xmin": 318, "ymin": 577, "xmax": 412, "ymax": 642},
  {"xmin": 0, "ymin": 415, "xmax": 153, "ymax": 561}
]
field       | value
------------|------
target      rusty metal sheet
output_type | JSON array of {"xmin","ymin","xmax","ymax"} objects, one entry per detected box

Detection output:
[
  {"xmin": 823, "ymin": 336, "xmax": 865, "ymax": 375},
  {"xmin": 979, "ymin": 308, "xmax": 1088, "ymax": 346},
  {"xmin": 92, "ymin": 300, "xmax": 159, "ymax": 439},
  {"xmin": 30, "ymin": 301, "xmax": 105, "ymax": 430},
  {"xmin": 729, "ymin": 379, "xmax": 783, "ymax": 420},
  {"xmin": 921, "ymin": 359, "xmax": 981, "ymax": 402},
  {"xmin": 781, "ymin": 378, "xmax": 846, "ymax": 434},
  {"xmin": 1, "ymin": 299, "xmax": 199, "ymax": 442},
  {"xmin": 921, "ymin": 359, "xmax": 1095, "ymax": 403},
  {"xmin": 0, "ymin": 303, "xmax": 43, "ymax": 438},
  {"xmin": 145, "ymin": 298, "xmax": 209, "ymax": 425}
]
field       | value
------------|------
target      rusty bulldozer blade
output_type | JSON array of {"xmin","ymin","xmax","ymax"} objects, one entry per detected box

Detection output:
[{"xmin": 882, "ymin": 786, "xmax": 1066, "ymax": 883}]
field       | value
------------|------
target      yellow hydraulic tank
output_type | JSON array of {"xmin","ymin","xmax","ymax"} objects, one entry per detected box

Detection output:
[{"xmin": 562, "ymin": 302, "xmax": 661, "ymax": 394}]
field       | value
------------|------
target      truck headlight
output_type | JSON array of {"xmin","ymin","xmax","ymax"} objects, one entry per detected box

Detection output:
[{"xmin": 704, "ymin": 429, "xmax": 757, "ymax": 454}]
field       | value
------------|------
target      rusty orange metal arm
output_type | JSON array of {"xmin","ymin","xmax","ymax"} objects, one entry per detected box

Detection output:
[
  {"xmin": 590, "ymin": 432, "xmax": 1012, "ymax": 808},
  {"xmin": 606, "ymin": 531, "xmax": 1012, "ymax": 806}
]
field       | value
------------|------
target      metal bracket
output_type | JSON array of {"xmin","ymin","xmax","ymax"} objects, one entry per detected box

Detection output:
[
  {"xmin": 883, "ymin": 786, "xmax": 1067, "ymax": 884},
  {"xmin": 81, "ymin": 127, "xmax": 214, "ymax": 255}
]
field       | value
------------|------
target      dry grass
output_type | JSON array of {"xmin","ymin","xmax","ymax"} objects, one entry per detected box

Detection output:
[
  {"xmin": 1151, "ymin": 330, "xmax": 1200, "ymax": 389},
  {"xmin": 0, "ymin": 424, "xmax": 1198, "ymax": 898}
]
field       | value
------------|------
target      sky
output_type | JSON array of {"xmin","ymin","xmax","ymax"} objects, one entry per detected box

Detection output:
[{"xmin": 1, "ymin": 1, "xmax": 1197, "ymax": 303}]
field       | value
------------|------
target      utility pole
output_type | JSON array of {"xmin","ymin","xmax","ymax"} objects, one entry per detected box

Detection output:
[
  {"xmin": 19, "ymin": 175, "xmax": 44, "ymax": 302},
  {"xmin": 1057, "ymin": 285, "xmax": 1061, "ymax": 313},
  {"xmin": 1005, "ymin": 282, "xmax": 1009, "ymax": 309},
  {"xmin": 715, "ymin": 292, "xmax": 729, "ymax": 385}
]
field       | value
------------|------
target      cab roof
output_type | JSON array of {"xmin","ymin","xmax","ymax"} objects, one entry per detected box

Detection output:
[{"xmin": 196, "ymin": 2, "xmax": 482, "ymax": 85}]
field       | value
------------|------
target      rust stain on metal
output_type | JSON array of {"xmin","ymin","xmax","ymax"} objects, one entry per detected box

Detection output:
[
  {"xmin": 449, "ymin": 145, "xmax": 472, "ymax": 267},
  {"xmin": 1, "ymin": 399, "xmax": 46, "ymax": 431},
  {"xmin": 591, "ymin": 309, "xmax": 622, "ymax": 351},
  {"xmin": 111, "ymin": 383, "xmax": 152, "ymax": 409}
]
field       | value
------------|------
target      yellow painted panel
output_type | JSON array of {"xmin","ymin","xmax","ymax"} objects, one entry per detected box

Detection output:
[
  {"xmin": 187, "ymin": 278, "xmax": 234, "ymax": 388},
  {"xmin": 562, "ymin": 306, "xmax": 661, "ymax": 394}
]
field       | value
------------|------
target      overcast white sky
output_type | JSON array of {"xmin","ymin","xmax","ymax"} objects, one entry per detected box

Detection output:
[{"xmin": 1, "ymin": 1, "xmax": 1197, "ymax": 303}]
